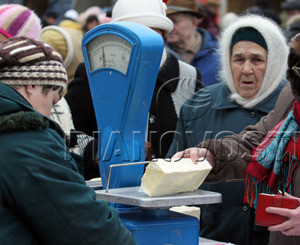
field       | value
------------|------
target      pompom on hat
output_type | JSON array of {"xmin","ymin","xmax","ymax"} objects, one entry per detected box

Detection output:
[
  {"xmin": 0, "ymin": 37, "xmax": 68, "ymax": 89},
  {"xmin": 0, "ymin": 4, "xmax": 41, "ymax": 40},
  {"xmin": 112, "ymin": 0, "xmax": 173, "ymax": 35}
]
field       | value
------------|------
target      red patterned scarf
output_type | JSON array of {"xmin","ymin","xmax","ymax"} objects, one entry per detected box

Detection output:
[{"xmin": 244, "ymin": 100, "xmax": 300, "ymax": 208}]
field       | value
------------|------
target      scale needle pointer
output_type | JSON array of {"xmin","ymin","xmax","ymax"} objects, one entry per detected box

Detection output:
[{"xmin": 102, "ymin": 47, "xmax": 105, "ymax": 67}]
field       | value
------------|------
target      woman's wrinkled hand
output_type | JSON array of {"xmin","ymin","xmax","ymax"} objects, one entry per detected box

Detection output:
[
  {"xmin": 171, "ymin": 147, "xmax": 215, "ymax": 169},
  {"xmin": 267, "ymin": 192, "xmax": 300, "ymax": 236}
]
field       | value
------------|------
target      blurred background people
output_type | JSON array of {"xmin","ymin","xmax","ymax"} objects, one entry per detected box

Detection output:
[
  {"xmin": 41, "ymin": 25, "xmax": 84, "ymax": 83},
  {"xmin": 283, "ymin": 0, "xmax": 300, "ymax": 20},
  {"xmin": 242, "ymin": 0, "xmax": 281, "ymax": 26},
  {"xmin": 0, "ymin": 3, "xmax": 41, "ymax": 42},
  {"xmin": 41, "ymin": 11, "xmax": 58, "ymax": 27},
  {"xmin": 78, "ymin": 5, "xmax": 112, "ymax": 33},
  {"xmin": 39, "ymin": 0, "xmax": 71, "ymax": 22},
  {"xmin": 59, "ymin": 9, "xmax": 83, "ymax": 34},
  {"xmin": 82, "ymin": 14, "xmax": 100, "ymax": 33},
  {"xmin": 166, "ymin": 0, "xmax": 220, "ymax": 87},
  {"xmin": 220, "ymin": 12, "xmax": 238, "ymax": 30},
  {"xmin": 167, "ymin": 15, "xmax": 289, "ymax": 245},
  {"xmin": 251, "ymin": 0, "xmax": 269, "ymax": 9},
  {"xmin": 78, "ymin": 5, "xmax": 103, "ymax": 25},
  {"xmin": 286, "ymin": 13, "xmax": 300, "ymax": 41},
  {"xmin": 197, "ymin": 0, "xmax": 220, "ymax": 38}
]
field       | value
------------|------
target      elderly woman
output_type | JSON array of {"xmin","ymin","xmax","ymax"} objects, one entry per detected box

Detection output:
[{"xmin": 167, "ymin": 15, "xmax": 288, "ymax": 245}]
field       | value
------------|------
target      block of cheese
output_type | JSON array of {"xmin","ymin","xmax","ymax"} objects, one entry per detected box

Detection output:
[{"xmin": 141, "ymin": 158, "xmax": 212, "ymax": 196}]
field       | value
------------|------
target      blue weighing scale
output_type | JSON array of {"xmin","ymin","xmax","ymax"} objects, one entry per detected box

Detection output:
[{"xmin": 82, "ymin": 22, "xmax": 221, "ymax": 245}]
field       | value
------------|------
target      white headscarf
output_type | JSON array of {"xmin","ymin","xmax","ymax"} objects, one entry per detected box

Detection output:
[{"xmin": 218, "ymin": 15, "xmax": 289, "ymax": 108}]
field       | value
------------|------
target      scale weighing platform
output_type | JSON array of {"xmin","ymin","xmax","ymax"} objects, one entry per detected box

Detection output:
[
  {"xmin": 96, "ymin": 187, "xmax": 221, "ymax": 209},
  {"xmin": 96, "ymin": 186, "xmax": 221, "ymax": 245},
  {"xmin": 82, "ymin": 22, "xmax": 222, "ymax": 245}
]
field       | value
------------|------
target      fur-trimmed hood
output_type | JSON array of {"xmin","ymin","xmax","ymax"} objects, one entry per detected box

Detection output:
[{"xmin": 218, "ymin": 15, "xmax": 289, "ymax": 108}]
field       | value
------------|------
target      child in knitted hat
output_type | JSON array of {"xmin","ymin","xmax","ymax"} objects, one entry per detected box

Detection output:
[{"xmin": 0, "ymin": 4, "xmax": 41, "ymax": 42}]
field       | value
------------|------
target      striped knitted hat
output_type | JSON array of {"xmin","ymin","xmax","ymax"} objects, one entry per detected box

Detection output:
[
  {"xmin": 0, "ymin": 37, "xmax": 67, "ymax": 89},
  {"xmin": 0, "ymin": 4, "xmax": 41, "ymax": 39}
]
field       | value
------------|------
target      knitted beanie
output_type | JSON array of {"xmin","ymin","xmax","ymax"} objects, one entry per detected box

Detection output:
[
  {"xmin": 0, "ymin": 37, "xmax": 67, "ymax": 89},
  {"xmin": 59, "ymin": 19, "xmax": 83, "ymax": 35},
  {"xmin": 112, "ymin": 0, "xmax": 173, "ymax": 35},
  {"xmin": 0, "ymin": 4, "xmax": 41, "ymax": 40},
  {"xmin": 41, "ymin": 25, "xmax": 84, "ymax": 82},
  {"xmin": 41, "ymin": 26, "xmax": 68, "ymax": 61},
  {"xmin": 230, "ymin": 27, "xmax": 268, "ymax": 51}
]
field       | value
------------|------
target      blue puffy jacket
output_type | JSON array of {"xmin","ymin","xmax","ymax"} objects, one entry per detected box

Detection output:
[{"xmin": 166, "ymin": 28, "xmax": 220, "ymax": 87}]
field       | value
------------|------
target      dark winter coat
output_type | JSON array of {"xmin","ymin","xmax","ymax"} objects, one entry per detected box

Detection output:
[{"xmin": 0, "ymin": 83, "xmax": 136, "ymax": 244}]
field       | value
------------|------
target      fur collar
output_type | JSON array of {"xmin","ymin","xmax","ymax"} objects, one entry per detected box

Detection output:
[{"xmin": 0, "ymin": 111, "xmax": 49, "ymax": 134}]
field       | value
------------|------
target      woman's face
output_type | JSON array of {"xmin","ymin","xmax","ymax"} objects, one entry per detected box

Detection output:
[
  {"xmin": 27, "ymin": 85, "xmax": 62, "ymax": 118},
  {"xmin": 230, "ymin": 41, "xmax": 268, "ymax": 100}
]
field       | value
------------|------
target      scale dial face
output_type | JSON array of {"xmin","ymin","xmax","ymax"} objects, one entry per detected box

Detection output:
[{"xmin": 87, "ymin": 34, "xmax": 132, "ymax": 75}]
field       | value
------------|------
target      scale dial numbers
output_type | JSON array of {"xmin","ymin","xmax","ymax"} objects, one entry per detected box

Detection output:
[{"xmin": 87, "ymin": 34, "xmax": 132, "ymax": 74}]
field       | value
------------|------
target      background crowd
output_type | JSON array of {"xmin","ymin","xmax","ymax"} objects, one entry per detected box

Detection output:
[{"xmin": 1, "ymin": 0, "xmax": 300, "ymax": 244}]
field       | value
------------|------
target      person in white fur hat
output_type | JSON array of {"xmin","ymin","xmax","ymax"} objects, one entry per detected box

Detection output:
[
  {"xmin": 168, "ymin": 15, "xmax": 289, "ymax": 245},
  {"xmin": 65, "ymin": 0, "xmax": 203, "ymax": 179}
]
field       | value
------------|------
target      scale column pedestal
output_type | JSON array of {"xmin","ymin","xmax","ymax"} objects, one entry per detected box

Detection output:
[{"xmin": 120, "ymin": 208, "xmax": 199, "ymax": 245}]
